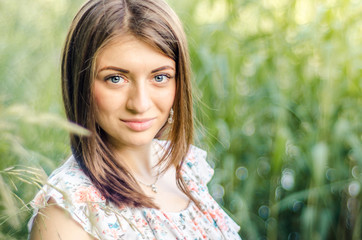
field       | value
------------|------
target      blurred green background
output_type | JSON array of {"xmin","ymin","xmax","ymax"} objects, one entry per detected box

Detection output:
[{"xmin": 1, "ymin": 0, "xmax": 361, "ymax": 239}]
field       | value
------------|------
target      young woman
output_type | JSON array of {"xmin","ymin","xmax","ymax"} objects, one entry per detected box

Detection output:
[{"xmin": 28, "ymin": 0, "xmax": 241, "ymax": 239}]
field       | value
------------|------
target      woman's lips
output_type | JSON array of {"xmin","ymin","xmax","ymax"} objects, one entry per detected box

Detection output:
[{"xmin": 121, "ymin": 118, "xmax": 155, "ymax": 131}]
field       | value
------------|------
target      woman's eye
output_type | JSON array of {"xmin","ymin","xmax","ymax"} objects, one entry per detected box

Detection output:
[
  {"xmin": 154, "ymin": 74, "xmax": 169, "ymax": 83},
  {"xmin": 106, "ymin": 75, "xmax": 125, "ymax": 84}
]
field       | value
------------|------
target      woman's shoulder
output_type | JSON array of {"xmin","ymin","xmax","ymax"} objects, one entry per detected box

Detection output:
[
  {"xmin": 29, "ymin": 197, "xmax": 96, "ymax": 240},
  {"xmin": 183, "ymin": 144, "xmax": 214, "ymax": 185},
  {"xmin": 155, "ymin": 139, "xmax": 214, "ymax": 185}
]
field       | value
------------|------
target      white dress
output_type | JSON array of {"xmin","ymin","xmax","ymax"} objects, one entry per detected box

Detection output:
[{"xmin": 28, "ymin": 140, "xmax": 241, "ymax": 239}]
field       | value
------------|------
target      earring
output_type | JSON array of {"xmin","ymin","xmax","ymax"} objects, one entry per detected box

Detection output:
[{"xmin": 168, "ymin": 108, "xmax": 174, "ymax": 124}]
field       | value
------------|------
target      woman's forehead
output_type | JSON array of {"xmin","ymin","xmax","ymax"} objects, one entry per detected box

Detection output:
[{"xmin": 94, "ymin": 34, "xmax": 175, "ymax": 74}]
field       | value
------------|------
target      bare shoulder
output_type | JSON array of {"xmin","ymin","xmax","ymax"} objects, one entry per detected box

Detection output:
[{"xmin": 29, "ymin": 199, "xmax": 96, "ymax": 240}]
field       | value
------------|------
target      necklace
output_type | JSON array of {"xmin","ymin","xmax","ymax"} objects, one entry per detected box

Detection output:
[
  {"xmin": 134, "ymin": 141, "xmax": 163, "ymax": 193},
  {"xmin": 137, "ymin": 173, "xmax": 160, "ymax": 193}
]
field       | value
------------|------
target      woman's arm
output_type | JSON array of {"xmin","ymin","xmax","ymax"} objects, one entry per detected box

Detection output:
[{"xmin": 29, "ymin": 200, "xmax": 96, "ymax": 240}]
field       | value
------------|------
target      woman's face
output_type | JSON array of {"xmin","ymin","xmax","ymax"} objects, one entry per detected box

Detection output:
[{"xmin": 93, "ymin": 35, "xmax": 176, "ymax": 149}]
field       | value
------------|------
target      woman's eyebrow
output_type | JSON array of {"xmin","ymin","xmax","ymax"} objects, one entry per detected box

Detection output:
[
  {"xmin": 98, "ymin": 66, "xmax": 129, "ymax": 73},
  {"xmin": 98, "ymin": 65, "xmax": 174, "ymax": 74},
  {"xmin": 151, "ymin": 66, "xmax": 175, "ymax": 73}
]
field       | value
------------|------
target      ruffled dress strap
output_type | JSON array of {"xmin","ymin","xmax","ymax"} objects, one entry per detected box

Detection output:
[{"xmin": 181, "ymin": 144, "xmax": 241, "ymax": 239}]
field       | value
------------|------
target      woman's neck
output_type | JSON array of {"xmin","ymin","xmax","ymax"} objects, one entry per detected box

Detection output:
[{"xmin": 112, "ymin": 141, "xmax": 159, "ymax": 179}]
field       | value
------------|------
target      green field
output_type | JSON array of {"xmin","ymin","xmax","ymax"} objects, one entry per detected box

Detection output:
[{"xmin": 1, "ymin": 0, "xmax": 361, "ymax": 239}]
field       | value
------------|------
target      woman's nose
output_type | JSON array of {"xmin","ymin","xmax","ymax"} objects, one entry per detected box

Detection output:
[{"xmin": 126, "ymin": 82, "xmax": 151, "ymax": 114}]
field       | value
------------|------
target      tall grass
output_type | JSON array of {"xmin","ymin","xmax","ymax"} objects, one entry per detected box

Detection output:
[
  {"xmin": 170, "ymin": 0, "xmax": 362, "ymax": 239},
  {"xmin": 1, "ymin": 0, "xmax": 361, "ymax": 239},
  {"xmin": 0, "ymin": 0, "xmax": 85, "ymax": 238}
]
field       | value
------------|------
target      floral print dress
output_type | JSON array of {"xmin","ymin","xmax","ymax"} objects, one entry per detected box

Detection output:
[{"xmin": 28, "ymin": 140, "xmax": 241, "ymax": 239}]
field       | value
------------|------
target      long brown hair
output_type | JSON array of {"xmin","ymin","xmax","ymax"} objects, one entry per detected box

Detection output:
[{"xmin": 61, "ymin": 0, "xmax": 197, "ymax": 209}]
